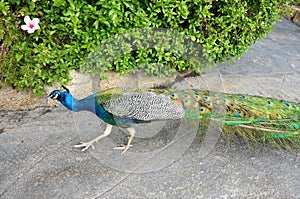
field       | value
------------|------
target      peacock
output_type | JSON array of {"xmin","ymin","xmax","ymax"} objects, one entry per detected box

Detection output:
[{"xmin": 49, "ymin": 86, "xmax": 300, "ymax": 153}]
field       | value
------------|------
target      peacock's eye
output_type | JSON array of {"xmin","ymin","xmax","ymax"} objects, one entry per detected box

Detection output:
[
  {"xmin": 52, "ymin": 94, "xmax": 58, "ymax": 99},
  {"xmin": 49, "ymin": 92, "xmax": 60, "ymax": 100}
]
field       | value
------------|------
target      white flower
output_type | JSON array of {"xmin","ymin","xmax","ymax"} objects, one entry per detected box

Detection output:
[
  {"xmin": 21, "ymin": 16, "xmax": 40, "ymax": 33},
  {"xmin": 32, "ymin": 0, "xmax": 38, "ymax": 2}
]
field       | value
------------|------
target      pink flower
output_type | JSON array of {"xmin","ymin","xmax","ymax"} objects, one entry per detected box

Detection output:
[{"xmin": 21, "ymin": 16, "xmax": 40, "ymax": 33}]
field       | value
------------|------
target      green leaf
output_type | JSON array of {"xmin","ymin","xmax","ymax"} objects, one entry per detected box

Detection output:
[
  {"xmin": 15, "ymin": 53, "xmax": 23, "ymax": 62},
  {"xmin": 0, "ymin": 0, "xmax": 9, "ymax": 15}
]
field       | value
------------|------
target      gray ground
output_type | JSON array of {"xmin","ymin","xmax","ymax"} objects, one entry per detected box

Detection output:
[{"xmin": 0, "ymin": 18, "xmax": 299, "ymax": 199}]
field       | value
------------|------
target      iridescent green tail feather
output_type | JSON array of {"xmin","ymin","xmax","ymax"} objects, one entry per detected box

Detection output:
[{"xmin": 152, "ymin": 88, "xmax": 300, "ymax": 150}]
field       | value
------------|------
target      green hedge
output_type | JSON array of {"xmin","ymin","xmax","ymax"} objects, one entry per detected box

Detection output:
[{"xmin": 0, "ymin": 0, "xmax": 293, "ymax": 95}]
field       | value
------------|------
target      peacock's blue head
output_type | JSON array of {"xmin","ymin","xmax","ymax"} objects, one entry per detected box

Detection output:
[{"xmin": 49, "ymin": 86, "xmax": 74, "ymax": 110}]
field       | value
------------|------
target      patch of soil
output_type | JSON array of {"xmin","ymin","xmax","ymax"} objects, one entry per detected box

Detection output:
[{"xmin": 0, "ymin": 85, "xmax": 42, "ymax": 111}]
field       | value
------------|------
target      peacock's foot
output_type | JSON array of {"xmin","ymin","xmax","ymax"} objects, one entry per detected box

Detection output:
[
  {"xmin": 114, "ymin": 127, "xmax": 135, "ymax": 154},
  {"xmin": 114, "ymin": 144, "xmax": 133, "ymax": 155},
  {"xmin": 73, "ymin": 141, "xmax": 96, "ymax": 152},
  {"xmin": 73, "ymin": 124, "xmax": 113, "ymax": 152}
]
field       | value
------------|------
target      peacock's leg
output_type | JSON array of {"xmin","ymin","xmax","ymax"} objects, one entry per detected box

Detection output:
[
  {"xmin": 114, "ymin": 127, "xmax": 136, "ymax": 154},
  {"xmin": 73, "ymin": 124, "xmax": 113, "ymax": 152}
]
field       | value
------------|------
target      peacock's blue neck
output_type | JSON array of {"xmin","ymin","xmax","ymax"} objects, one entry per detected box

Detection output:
[
  {"xmin": 72, "ymin": 95, "xmax": 98, "ymax": 113},
  {"xmin": 61, "ymin": 94, "xmax": 97, "ymax": 114}
]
